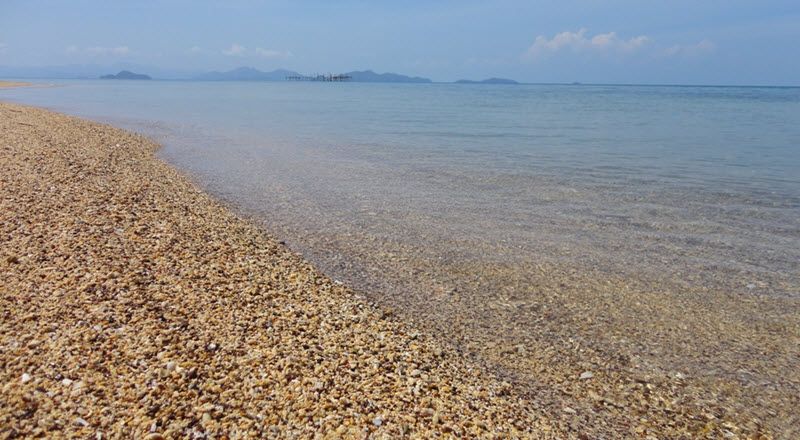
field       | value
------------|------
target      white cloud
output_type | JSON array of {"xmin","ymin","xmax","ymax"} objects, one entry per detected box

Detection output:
[
  {"xmin": 188, "ymin": 46, "xmax": 202, "ymax": 54},
  {"xmin": 254, "ymin": 47, "xmax": 292, "ymax": 58},
  {"xmin": 66, "ymin": 45, "xmax": 130, "ymax": 56},
  {"xmin": 86, "ymin": 46, "xmax": 129, "ymax": 56},
  {"xmin": 525, "ymin": 29, "xmax": 650, "ymax": 59},
  {"xmin": 664, "ymin": 39, "xmax": 716, "ymax": 57},
  {"xmin": 223, "ymin": 43, "xmax": 246, "ymax": 56},
  {"xmin": 591, "ymin": 32, "xmax": 649, "ymax": 51}
]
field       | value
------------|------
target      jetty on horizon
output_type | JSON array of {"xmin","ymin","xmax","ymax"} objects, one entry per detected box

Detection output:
[{"xmin": 286, "ymin": 73, "xmax": 352, "ymax": 82}]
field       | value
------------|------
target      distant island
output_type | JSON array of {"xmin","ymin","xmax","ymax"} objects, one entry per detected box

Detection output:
[
  {"xmin": 2, "ymin": 64, "xmax": 529, "ymax": 85},
  {"xmin": 195, "ymin": 66, "xmax": 432, "ymax": 83},
  {"xmin": 100, "ymin": 70, "xmax": 151, "ymax": 80},
  {"xmin": 345, "ymin": 70, "xmax": 431, "ymax": 83},
  {"xmin": 195, "ymin": 67, "xmax": 299, "ymax": 81},
  {"xmin": 454, "ymin": 77, "xmax": 518, "ymax": 85}
]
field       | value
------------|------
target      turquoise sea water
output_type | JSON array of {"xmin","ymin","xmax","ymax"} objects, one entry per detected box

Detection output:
[{"xmin": 3, "ymin": 80, "xmax": 799, "ymax": 298}]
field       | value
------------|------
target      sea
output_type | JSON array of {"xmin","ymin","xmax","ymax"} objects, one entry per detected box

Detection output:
[{"xmin": 4, "ymin": 80, "xmax": 798, "ymax": 298}]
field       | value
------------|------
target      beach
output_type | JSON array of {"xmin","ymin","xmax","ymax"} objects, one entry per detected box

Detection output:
[
  {"xmin": 0, "ymin": 81, "xmax": 30, "ymax": 89},
  {"xmin": 0, "ymin": 98, "xmax": 796, "ymax": 439},
  {"xmin": 0, "ymin": 101, "xmax": 557, "ymax": 438}
]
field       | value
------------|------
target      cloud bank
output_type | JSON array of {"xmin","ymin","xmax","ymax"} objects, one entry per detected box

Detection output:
[
  {"xmin": 222, "ymin": 44, "xmax": 292, "ymax": 59},
  {"xmin": 222, "ymin": 43, "xmax": 246, "ymax": 56},
  {"xmin": 525, "ymin": 29, "xmax": 649, "ymax": 59},
  {"xmin": 255, "ymin": 48, "xmax": 292, "ymax": 59},
  {"xmin": 66, "ymin": 45, "xmax": 130, "ymax": 56},
  {"xmin": 664, "ymin": 39, "xmax": 716, "ymax": 57}
]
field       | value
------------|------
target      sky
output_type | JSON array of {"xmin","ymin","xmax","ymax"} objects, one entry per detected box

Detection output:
[{"xmin": 1, "ymin": 0, "xmax": 798, "ymax": 85}]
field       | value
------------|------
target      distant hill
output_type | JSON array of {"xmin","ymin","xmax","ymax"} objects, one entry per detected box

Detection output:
[
  {"xmin": 344, "ymin": 70, "xmax": 431, "ymax": 83},
  {"xmin": 100, "ymin": 70, "xmax": 151, "ymax": 80},
  {"xmin": 194, "ymin": 67, "xmax": 301, "ymax": 81},
  {"xmin": 195, "ymin": 67, "xmax": 432, "ymax": 83},
  {"xmin": 4, "ymin": 64, "xmax": 437, "ymax": 83},
  {"xmin": 454, "ymin": 77, "xmax": 518, "ymax": 85}
]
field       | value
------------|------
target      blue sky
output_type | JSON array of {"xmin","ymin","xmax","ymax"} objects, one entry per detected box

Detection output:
[{"xmin": 1, "ymin": 0, "xmax": 798, "ymax": 84}]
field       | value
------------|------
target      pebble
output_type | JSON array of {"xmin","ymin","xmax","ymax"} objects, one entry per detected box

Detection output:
[{"xmin": 579, "ymin": 371, "xmax": 594, "ymax": 380}]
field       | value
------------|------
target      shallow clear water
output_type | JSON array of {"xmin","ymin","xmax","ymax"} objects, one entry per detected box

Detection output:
[{"xmin": 3, "ymin": 80, "xmax": 799, "ymax": 298}]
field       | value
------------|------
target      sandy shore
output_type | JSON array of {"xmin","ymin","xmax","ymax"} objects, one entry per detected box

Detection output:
[
  {"xmin": 0, "ymin": 81, "xmax": 31, "ymax": 88},
  {"xmin": 0, "ymin": 102, "xmax": 561, "ymax": 438},
  {"xmin": 0, "ymin": 101, "xmax": 789, "ymax": 439}
]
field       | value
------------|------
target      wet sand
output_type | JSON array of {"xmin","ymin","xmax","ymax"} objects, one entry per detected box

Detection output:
[
  {"xmin": 1, "ymin": 100, "xmax": 795, "ymax": 438},
  {"xmin": 238, "ymin": 200, "xmax": 798, "ymax": 438},
  {"xmin": 179, "ymin": 125, "xmax": 799, "ymax": 437}
]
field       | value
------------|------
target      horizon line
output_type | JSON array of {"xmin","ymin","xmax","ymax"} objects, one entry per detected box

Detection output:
[{"xmin": 4, "ymin": 75, "xmax": 798, "ymax": 89}]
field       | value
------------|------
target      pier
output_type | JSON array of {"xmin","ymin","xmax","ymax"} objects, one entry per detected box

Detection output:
[{"xmin": 286, "ymin": 73, "xmax": 352, "ymax": 82}]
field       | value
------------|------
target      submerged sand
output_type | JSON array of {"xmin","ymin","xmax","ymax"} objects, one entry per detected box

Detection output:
[{"xmin": 0, "ymin": 101, "xmax": 792, "ymax": 438}]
